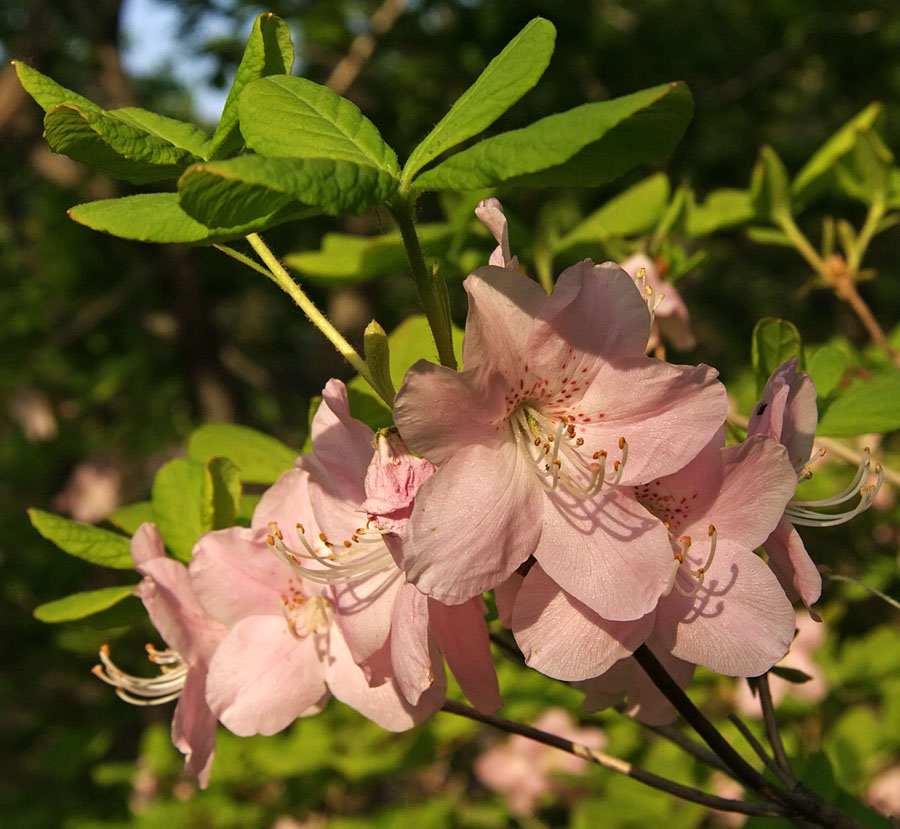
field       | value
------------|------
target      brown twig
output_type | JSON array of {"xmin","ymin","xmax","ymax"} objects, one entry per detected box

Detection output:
[{"xmin": 754, "ymin": 673, "xmax": 794, "ymax": 781}]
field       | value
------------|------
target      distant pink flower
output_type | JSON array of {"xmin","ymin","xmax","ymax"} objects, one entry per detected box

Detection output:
[
  {"xmin": 512, "ymin": 435, "xmax": 798, "ymax": 681},
  {"xmin": 620, "ymin": 252, "xmax": 696, "ymax": 352},
  {"xmin": 748, "ymin": 359, "xmax": 882, "ymax": 611},
  {"xmin": 866, "ymin": 765, "xmax": 900, "ymax": 818},
  {"xmin": 253, "ymin": 379, "xmax": 500, "ymax": 715},
  {"xmin": 394, "ymin": 257, "xmax": 727, "ymax": 622},
  {"xmin": 474, "ymin": 708, "xmax": 605, "ymax": 816},
  {"xmin": 93, "ymin": 523, "xmax": 225, "ymax": 788},
  {"xmin": 735, "ymin": 612, "xmax": 827, "ymax": 716}
]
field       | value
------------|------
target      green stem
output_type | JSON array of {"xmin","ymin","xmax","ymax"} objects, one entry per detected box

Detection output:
[
  {"xmin": 847, "ymin": 196, "xmax": 884, "ymax": 272},
  {"xmin": 243, "ymin": 233, "xmax": 389, "ymax": 405},
  {"xmin": 776, "ymin": 212, "xmax": 828, "ymax": 276},
  {"xmin": 388, "ymin": 196, "xmax": 458, "ymax": 370}
]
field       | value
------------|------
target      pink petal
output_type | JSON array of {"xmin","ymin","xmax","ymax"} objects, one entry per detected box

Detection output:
[
  {"xmin": 461, "ymin": 266, "xmax": 548, "ymax": 376},
  {"xmin": 534, "ymin": 489, "xmax": 673, "ymax": 621},
  {"xmin": 475, "ymin": 198, "xmax": 516, "ymax": 268},
  {"xmin": 495, "ymin": 572, "xmax": 524, "ymax": 627},
  {"xmin": 251, "ymin": 467, "xmax": 316, "ymax": 534},
  {"xmin": 389, "ymin": 582, "xmax": 434, "ymax": 704},
  {"xmin": 512, "ymin": 563, "xmax": 653, "ymax": 680},
  {"xmin": 763, "ymin": 515, "xmax": 822, "ymax": 610},
  {"xmin": 325, "ymin": 623, "xmax": 445, "ymax": 731},
  {"xmin": 171, "ymin": 667, "xmax": 218, "ymax": 788},
  {"xmin": 578, "ymin": 650, "xmax": 694, "ymax": 725},
  {"xmin": 205, "ymin": 615, "xmax": 329, "ymax": 736},
  {"xmin": 571, "ymin": 357, "xmax": 726, "ymax": 484},
  {"xmin": 429, "ymin": 596, "xmax": 502, "ymax": 713},
  {"xmin": 649, "ymin": 541, "xmax": 795, "ymax": 676},
  {"xmin": 189, "ymin": 526, "xmax": 290, "ymax": 626},
  {"xmin": 402, "ymin": 440, "xmax": 543, "ymax": 604},
  {"xmin": 130, "ymin": 521, "xmax": 166, "ymax": 565},
  {"xmin": 394, "ymin": 361, "xmax": 510, "ymax": 465}
]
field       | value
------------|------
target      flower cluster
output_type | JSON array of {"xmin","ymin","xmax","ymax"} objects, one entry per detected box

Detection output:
[{"xmin": 95, "ymin": 199, "xmax": 881, "ymax": 786}]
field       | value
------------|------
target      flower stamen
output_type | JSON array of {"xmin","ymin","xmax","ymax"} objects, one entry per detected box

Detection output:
[{"xmin": 92, "ymin": 643, "xmax": 187, "ymax": 706}]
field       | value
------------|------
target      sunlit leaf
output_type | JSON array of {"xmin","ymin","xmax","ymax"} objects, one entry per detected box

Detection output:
[
  {"xmin": 188, "ymin": 424, "xmax": 297, "ymax": 484},
  {"xmin": 751, "ymin": 318, "xmax": 803, "ymax": 394},
  {"xmin": 28, "ymin": 509, "xmax": 133, "ymax": 569},
  {"xmin": 817, "ymin": 369, "xmax": 900, "ymax": 436},
  {"xmin": 34, "ymin": 585, "xmax": 137, "ymax": 624}
]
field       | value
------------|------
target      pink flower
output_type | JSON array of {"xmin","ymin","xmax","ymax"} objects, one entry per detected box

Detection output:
[
  {"xmin": 475, "ymin": 198, "xmax": 519, "ymax": 269},
  {"xmin": 248, "ymin": 379, "xmax": 500, "ymax": 715},
  {"xmin": 866, "ymin": 765, "xmax": 900, "ymax": 818},
  {"xmin": 474, "ymin": 708, "xmax": 605, "ymax": 816},
  {"xmin": 93, "ymin": 523, "xmax": 225, "ymax": 788},
  {"xmin": 394, "ymin": 257, "xmax": 727, "ymax": 622},
  {"xmin": 734, "ymin": 612, "xmax": 827, "ymax": 716},
  {"xmin": 620, "ymin": 252, "xmax": 696, "ymax": 352},
  {"xmin": 511, "ymin": 435, "xmax": 798, "ymax": 682},
  {"xmin": 748, "ymin": 359, "xmax": 882, "ymax": 611}
]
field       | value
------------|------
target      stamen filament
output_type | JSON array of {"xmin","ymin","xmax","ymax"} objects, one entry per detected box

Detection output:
[{"xmin": 93, "ymin": 644, "xmax": 187, "ymax": 706}]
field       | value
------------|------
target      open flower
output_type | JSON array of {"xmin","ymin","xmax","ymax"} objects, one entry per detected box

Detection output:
[
  {"xmin": 93, "ymin": 523, "xmax": 225, "ymax": 788},
  {"xmin": 748, "ymin": 359, "xmax": 883, "ymax": 610},
  {"xmin": 395, "ymin": 255, "xmax": 727, "ymax": 623},
  {"xmin": 253, "ymin": 379, "xmax": 500, "ymax": 714},
  {"xmin": 511, "ymin": 435, "xmax": 798, "ymax": 683}
]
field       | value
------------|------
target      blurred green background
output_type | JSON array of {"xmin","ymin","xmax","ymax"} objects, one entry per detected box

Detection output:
[{"xmin": 3, "ymin": 1, "xmax": 899, "ymax": 826}]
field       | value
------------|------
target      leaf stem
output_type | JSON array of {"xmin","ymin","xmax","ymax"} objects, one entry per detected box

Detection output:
[
  {"xmin": 440, "ymin": 700, "xmax": 787, "ymax": 817},
  {"xmin": 388, "ymin": 196, "xmax": 458, "ymax": 370},
  {"xmin": 754, "ymin": 673, "xmax": 794, "ymax": 782},
  {"xmin": 242, "ymin": 233, "xmax": 391, "ymax": 405}
]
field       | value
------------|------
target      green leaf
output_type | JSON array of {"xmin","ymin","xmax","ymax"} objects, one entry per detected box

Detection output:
[
  {"xmin": 151, "ymin": 458, "xmax": 213, "ymax": 562},
  {"xmin": 208, "ymin": 457, "xmax": 242, "ymax": 529},
  {"xmin": 106, "ymin": 501, "xmax": 155, "ymax": 535},
  {"xmin": 792, "ymin": 103, "xmax": 883, "ymax": 208},
  {"xmin": 13, "ymin": 60, "xmax": 99, "ymax": 113},
  {"xmin": 685, "ymin": 188, "xmax": 754, "ymax": 236},
  {"xmin": 384, "ymin": 314, "xmax": 464, "ymax": 391},
  {"xmin": 43, "ymin": 104, "xmax": 201, "ymax": 184},
  {"xmin": 402, "ymin": 18, "xmax": 556, "ymax": 184},
  {"xmin": 33, "ymin": 584, "xmax": 137, "ymax": 624},
  {"xmin": 745, "ymin": 225, "xmax": 793, "ymax": 247},
  {"xmin": 209, "ymin": 12, "xmax": 294, "ymax": 159},
  {"xmin": 833, "ymin": 128, "xmax": 893, "ymax": 205},
  {"xmin": 412, "ymin": 82, "xmax": 693, "ymax": 191},
  {"xmin": 817, "ymin": 369, "xmax": 900, "ymax": 436},
  {"xmin": 239, "ymin": 75, "xmax": 399, "ymax": 174},
  {"xmin": 751, "ymin": 318, "xmax": 803, "ymax": 394},
  {"xmin": 749, "ymin": 145, "xmax": 792, "ymax": 222},
  {"xmin": 69, "ymin": 193, "xmax": 307, "ymax": 244},
  {"xmin": 111, "ymin": 107, "xmax": 210, "ymax": 158},
  {"xmin": 284, "ymin": 223, "xmax": 454, "ymax": 285},
  {"xmin": 554, "ymin": 173, "xmax": 670, "ymax": 255},
  {"xmin": 807, "ymin": 344, "xmax": 848, "ymax": 400},
  {"xmin": 189, "ymin": 424, "xmax": 297, "ymax": 484},
  {"xmin": 769, "ymin": 665, "xmax": 813, "ymax": 684},
  {"xmin": 28, "ymin": 509, "xmax": 133, "ymax": 569},
  {"xmin": 178, "ymin": 155, "xmax": 397, "ymax": 224}
]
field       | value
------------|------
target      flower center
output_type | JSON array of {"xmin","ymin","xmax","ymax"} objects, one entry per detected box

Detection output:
[
  {"xmin": 93, "ymin": 643, "xmax": 187, "ymax": 706},
  {"xmin": 509, "ymin": 405, "xmax": 627, "ymax": 497},
  {"xmin": 266, "ymin": 520, "xmax": 396, "ymax": 586}
]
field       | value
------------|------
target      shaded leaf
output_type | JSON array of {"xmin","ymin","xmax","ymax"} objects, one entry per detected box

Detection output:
[
  {"xmin": 818, "ymin": 370, "xmax": 900, "ymax": 436},
  {"xmin": 209, "ymin": 12, "xmax": 294, "ymax": 159},
  {"xmin": 178, "ymin": 156, "xmax": 397, "ymax": 223},
  {"xmin": 412, "ymin": 82, "xmax": 693, "ymax": 191},
  {"xmin": 751, "ymin": 318, "xmax": 803, "ymax": 394},
  {"xmin": 189, "ymin": 423, "xmax": 297, "ymax": 484},
  {"xmin": 807, "ymin": 344, "xmax": 848, "ymax": 400},
  {"xmin": 685, "ymin": 188, "xmax": 754, "ymax": 236},
  {"xmin": 34, "ymin": 585, "xmax": 137, "ymax": 624},
  {"xmin": 402, "ymin": 17, "xmax": 556, "ymax": 183},
  {"xmin": 239, "ymin": 75, "xmax": 398, "ymax": 173},
  {"xmin": 750, "ymin": 145, "xmax": 792, "ymax": 222},
  {"xmin": 770, "ymin": 665, "xmax": 813, "ymax": 684},
  {"xmin": 111, "ymin": 107, "xmax": 210, "ymax": 158},
  {"xmin": 28, "ymin": 509, "xmax": 133, "ymax": 569},
  {"xmin": 208, "ymin": 457, "xmax": 242, "ymax": 529},
  {"xmin": 69, "ymin": 193, "xmax": 307, "ymax": 244}
]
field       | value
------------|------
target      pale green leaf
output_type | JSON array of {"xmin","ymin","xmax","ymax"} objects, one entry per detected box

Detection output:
[
  {"xmin": 749, "ymin": 145, "xmax": 792, "ymax": 221},
  {"xmin": 69, "ymin": 193, "xmax": 307, "ymax": 244},
  {"xmin": 807, "ymin": 345, "xmax": 848, "ymax": 400},
  {"xmin": 28, "ymin": 509, "xmax": 133, "ymax": 569},
  {"xmin": 554, "ymin": 173, "xmax": 670, "ymax": 255},
  {"xmin": 188, "ymin": 424, "xmax": 297, "ymax": 484},
  {"xmin": 751, "ymin": 318, "xmax": 803, "ymax": 394},
  {"xmin": 112, "ymin": 107, "xmax": 210, "ymax": 158},
  {"xmin": 685, "ymin": 188, "xmax": 754, "ymax": 236},
  {"xmin": 151, "ymin": 458, "xmax": 213, "ymax": 562},
  {"xmin": 792, "ymin": 103, "xmax": 883, "ymax": 208},
  {"xmin": 13, "ymin": 61, "xmax": 99, "ymax": 113},
  {"xmin": 209, "ymin": 13, "xmax": 294, "ymax": 159},
  {"xmin": 412, "ymin": 82, "xmax": 692, "ymax": 191},
  {"xmin": 34, "ymin": 585, "xmax": 137, "ymax": 624},
  {"xmin": 402, "ymin": 18, "xmax": 556, "ymax": 184},
  {"xmin": 817, "ymin": 370, "xmax": 900, "ymax": 436},
  {"xmin": 239, "ymin": 75, "xmax": 398, "ymax": 173},
  {"xmin": 178, "ymin": 156, "xmax": 397, "ymax": 223},
  {"xmin": 106, "ymin": 501, "xmax": 155, "ymax": 535}
]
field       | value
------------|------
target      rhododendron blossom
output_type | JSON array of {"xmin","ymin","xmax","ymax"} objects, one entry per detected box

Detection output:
[
  {"xmin": 748, "ymin": 358, "xmax": 883, "ymax": 610},
  {"xmin": 254, "ymin": 379, "xmax": 501, "ymax": 714},
  {"xmin": 94, "ymin": 523, "xmax": 225, "ymax": 788},
  {"xmin": 394, "ymin": 256, "xmax": 727, "ymax": 622},
  {"xmin": 511, "ymin": 434, "xmax": 798, "ymax": 681}
]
